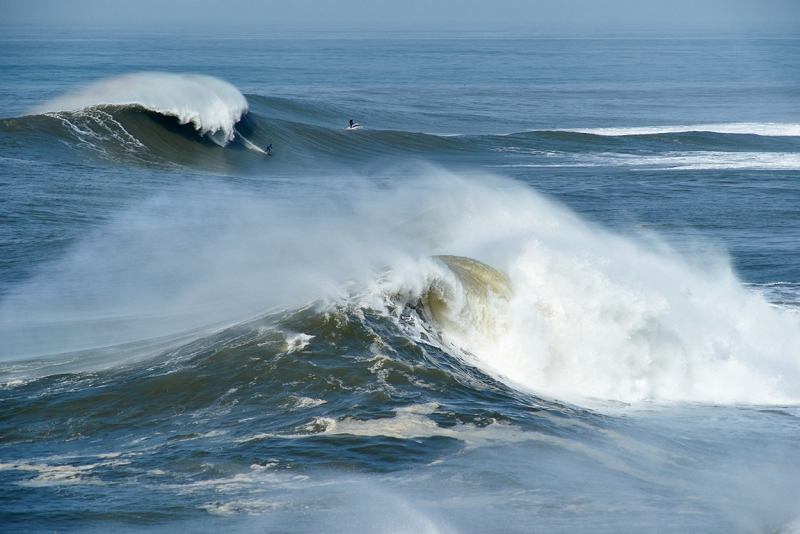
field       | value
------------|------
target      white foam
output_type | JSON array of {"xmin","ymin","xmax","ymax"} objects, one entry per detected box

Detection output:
[
  {"xmin": 292, "ymin": 396, "xmax": 326, "ymax": 409},
  {"xmin": 35, "ymin": 72, "xmax": 248, "ymax": 144},
  {"xmin": 284, "ymin": 333, "xmax": 314, "ymax": 354},
  {"xmin": 366, "ymin": 173, "xmax": 800, "ymax": 406},
  {"xmin": 200, "ymin": 499, "xmax": 284, "ymax": 516},
  {"xmin": 231, "ymin": 403, "xmax": 534, "ymax": 447},
  {"xmin": 559, "ymin": 122, "xmax": 800, "ymax": 137},
  {"xmin": 0, "ymin": 461, "xmax": 103, "ymax": 487},
  {"xmin": 319, "ymin": 403, "xmax": 532, "ymax": 446}
]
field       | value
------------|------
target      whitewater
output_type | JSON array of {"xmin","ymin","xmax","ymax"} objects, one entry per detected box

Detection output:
[
  {"xmin": 36, "ymin": 72, "xmax": 249, "ymax": 144},
  {"xmin": 2, "ymin": 33, "xmax": 800, "ymax": 533}
]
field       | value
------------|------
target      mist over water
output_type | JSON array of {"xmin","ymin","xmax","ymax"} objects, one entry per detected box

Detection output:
[{"xmin": 2, "ymin": 34, "xmax": 800, "ymax": 533}]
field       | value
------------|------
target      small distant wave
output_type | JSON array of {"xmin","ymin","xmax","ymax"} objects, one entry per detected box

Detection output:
[
  {"xmin": 745, "ymin": 282, "xmax": 800, "ymax": 314},
  {"xmin": 34, "ymin": 72, "xmax": 249, "ymax": 145},
  {"xmin": 556, "ymin": 123, "xmax": 800, "ymax": 138},
  {"xmin": 497, "ymin": 151, "xmax": 800, "ymax": 171}
]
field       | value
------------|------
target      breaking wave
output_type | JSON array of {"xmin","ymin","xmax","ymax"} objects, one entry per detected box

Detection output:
[
  {"xmin": 360, "ymin": 177, "xmax": 800, "ymax": 406},
  {"xmin": 33, "ymin": 72, "xmax": 249, "ymax": 145},
  {"xmin": 3, "ymin": 170, "xmax": 800, "ymax": 407},
  {"xmin": 5, "ymin": 90, "xmax": 799, "ymax": 174},
  {"xmin": 3, "ymin": 162, "xmax": 800, "ymax": 407}
]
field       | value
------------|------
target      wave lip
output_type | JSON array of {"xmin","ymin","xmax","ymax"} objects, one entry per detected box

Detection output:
[{"xmin": 34, "ymin": 72, "xmax": 249, "ymax": 144}]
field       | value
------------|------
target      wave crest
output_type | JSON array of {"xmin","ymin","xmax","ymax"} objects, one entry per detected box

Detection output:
[
  {"xmin": 34, "ymin": 72, "xmax": 248, "ymax": 144},
  {"xmin": 559, "ymin": 123, "xmax": 800, "ymax": 137}
]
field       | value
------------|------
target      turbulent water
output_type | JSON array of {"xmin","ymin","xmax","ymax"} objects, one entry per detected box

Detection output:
[{"xmin": 2, "ymin": 31, "xmax": 800, "ymax": 533}]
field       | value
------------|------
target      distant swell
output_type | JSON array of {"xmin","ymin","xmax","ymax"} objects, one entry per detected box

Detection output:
[
  {"xmin": 33, "ymin": 72, "xmax": 249, "ymax": 145},
  {"xmin": 557, "ymin": 123, "xmax": 800, "ymax": 137}
]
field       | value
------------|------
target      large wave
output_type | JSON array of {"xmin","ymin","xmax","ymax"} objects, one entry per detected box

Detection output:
[
  {"xmin": 13, "ymin": 88, "xmax": 800, "ymax": 172},
  {"xmin": 3, "ymin": 170, "xmax": 800, "ymax": 406},
  {"xmin": 34, "ymin": 72, "xmax": 249, "ymax": 145}
]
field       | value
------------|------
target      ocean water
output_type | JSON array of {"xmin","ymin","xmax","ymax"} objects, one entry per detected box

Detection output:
[{"xmin": 2, "ymin": 29, "xmax": 800, "ymax": 533}]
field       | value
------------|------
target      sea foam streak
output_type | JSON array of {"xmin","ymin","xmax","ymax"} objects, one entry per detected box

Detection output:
[{"xmin": 34, "ymin": 72, "xmax": 249, "ymax": 144}]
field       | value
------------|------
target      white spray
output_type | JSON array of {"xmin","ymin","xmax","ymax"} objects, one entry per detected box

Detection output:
[
  {"xmin": 34, "ymin": 72, "xmax": 248, "ymax": 144},
  {"xmin": 367, "ymin": 172, "xmax": 800, "ymax": 406}
]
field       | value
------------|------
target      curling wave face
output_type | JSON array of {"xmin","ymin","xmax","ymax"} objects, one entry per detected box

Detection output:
[{"xmin": 33, "ymin": 72, "xmax": 248, "ymax": 145}]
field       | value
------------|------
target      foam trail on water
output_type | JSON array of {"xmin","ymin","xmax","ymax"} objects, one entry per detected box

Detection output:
[
  {"xmin": 235, "ymin": 128, "xmax": 268, "ymax": 153},
  {"xmin": 34, "ymin": 72, "xmax": 248, "ymax": 144}
]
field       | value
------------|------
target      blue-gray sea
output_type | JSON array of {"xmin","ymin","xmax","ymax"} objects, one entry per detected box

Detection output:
[{"xmin": 2, "ymin": 29, "xmax": 800, "ymax": 533}]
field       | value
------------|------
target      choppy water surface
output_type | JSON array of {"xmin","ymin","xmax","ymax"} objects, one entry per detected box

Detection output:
[{"xmin": 1, "ymin": 32, "xmax": 800, "ymax": 533}]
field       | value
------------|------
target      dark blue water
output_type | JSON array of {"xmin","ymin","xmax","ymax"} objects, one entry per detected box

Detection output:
[{"xmin": 2, "ymin": 31, "xmax": 800, "ymax": 533}]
